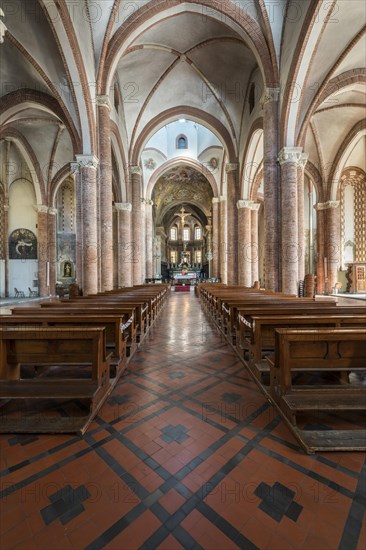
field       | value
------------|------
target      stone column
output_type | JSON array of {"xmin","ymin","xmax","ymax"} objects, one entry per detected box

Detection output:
[
  {"xmin": 48, "ymin": 207, "xmax": 57, "ymax": 295},
  {"xmin": 115, "ymin": 202, "xmax": 132, "ymax": 287},
  {"xmin": 97, "ymin": 96, "xmax": 113, "ymax": 291},
  {"xmin": 237, "ymin": 200, "xmax": 252, "ymax": 286},
  {"xmin": 251, "ymin": 203, "xmax": 260, "ymax": 284},
  {"xmin": 145, "ymin": 199, "xmax": 154, "ymax": 279},
  {"xmin": 219, "ymin": 196, "xmax": 227, "ymax": 283},
  {"xmin": 297, "ymin": 153, "xmax": 308, "ymax": 281},
  {"xmin": 212, "ymin": 197, "xmax": 220, "ymax": 279},
  {"xmin": 325, "ymin": 201, "xmax": 341, "ymax": 292},
  {"xmin": 131, "ymin": 166, "xmax": 143, "ymax": 285},
  {"xmin": 34, "ymin": 205, "xmax": 49, "ymax": 296},
  {"xmin": 3, "ymin": 204, "xmax": 9, "ymax": 297},
  {"xmin": 262, "ymin": 87, "xmax": 280, "ymax": 290},
  {"xmin": 71, "ymin": 155, "xmax": 99, "ymax": 295},
  {"xmin": 279, "ymin": 147, "xmax": 303, "ymax": 295},
  {"xmin": 226, "ymin": 163, "xmax": 239, "ymax": 285},
  {"xmin": 206, "ymin": 220, "xmax": 213, "ymax": 277},
  {"xmin": 315, "ymin": 204, "xmax": 326, "ymax": 294}
]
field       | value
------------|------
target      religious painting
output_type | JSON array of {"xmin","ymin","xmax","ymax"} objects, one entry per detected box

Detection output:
[{"xmin": 9, "ymin": 228, "xmax": 37, "ymax": 260}]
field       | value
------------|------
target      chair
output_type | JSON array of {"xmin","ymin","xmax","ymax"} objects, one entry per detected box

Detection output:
[
  {"xmin": 14, "ymin": 288, "xmax": 25, "ymax": 298},
  {"xmin": 28, "ymin": 287, "xmax": 38, "ymax": 297}
]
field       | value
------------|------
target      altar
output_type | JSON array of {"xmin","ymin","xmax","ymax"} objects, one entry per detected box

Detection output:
[{"xmin": 173, "ymin": 272, "xmax": 197, "ymax": 283}]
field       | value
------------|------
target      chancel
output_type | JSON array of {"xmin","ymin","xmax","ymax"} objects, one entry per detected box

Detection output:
[{"xmin": 0, "ymin": 1, "xmax": 365, "ymax": 549}]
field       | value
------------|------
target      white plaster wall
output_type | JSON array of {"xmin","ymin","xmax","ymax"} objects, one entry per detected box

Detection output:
[
  {"xmin": 8, "ymin": 260, "xmax": 38, "ymax": 297},
  {"xmin": 8, "ymin": 179, "xmax": 37, "ymax": 234},
  {"xmin": 8, "ymin": 178, "xmax": 38, "ymax": 295}
]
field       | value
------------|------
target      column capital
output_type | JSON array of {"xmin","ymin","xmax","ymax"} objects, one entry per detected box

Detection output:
[
  {"xmin": 298, "ymin": 153, "xmax": 309, "ymax": 170},
  {"xmin": 225, "ymin": 163, "xmax": 239, "ymax": 173},
  {"xmin": 143, "ymin": 199, "xmax": 154, "ymax": 206},
  {"xmin": 72, "ymin": 155, "xmax": 99, "ymax": 172},
  {"xmin": 278, "ymin": 147, "xmax": 303, "ymax": 165},
  {"xmin": 251, "ymin": 202, "xmax": 261, "ymax": 211},
  {"xmin": 237, "ymin": 199, "xmax": 253, "ymax": 210},
  {"xmin": 212, "ymin": 197, "xmax": 220, "ymax": 204},
  {"xmin": 130, "ymin": 165, "xmax": 143, "ymax": 175},
  {"xmin": 260, "ymin": 87, "xmax": 280, "ymax": 107},
  {"xmin": 33, "ymin": 204, "xmax": 49, "ymax": 214},
  {"xmin": 114, "ymin": 202, "xmax": 132, "ymax": 212},
  {"xmin": 219, "ymin": 196, "xmax": 226, "ymax": 202},
  {"xmin": 96, "ymin": 95, "xmax": 112, "ymax": 111},
  {"xmin": 315, "ymin": 200, "xmax": 340, "ymax": 211},
  {"xmin": 48, "ymin": 207, "xmax": 58, "ymax": 216}
]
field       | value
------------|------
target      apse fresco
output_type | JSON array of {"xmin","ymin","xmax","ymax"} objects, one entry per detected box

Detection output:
[{"xmin": 9, "ymin": 228, "xmax": 37, "ymax": 260}]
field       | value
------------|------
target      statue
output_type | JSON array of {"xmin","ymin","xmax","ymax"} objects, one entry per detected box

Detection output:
[{"xmin": 63, "ymin": 261, "xmax": 72, "ymax": 277}]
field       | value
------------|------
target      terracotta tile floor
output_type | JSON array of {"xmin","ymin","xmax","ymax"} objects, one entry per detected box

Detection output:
[{"xmin": 1, "ymin": 292, "xmax": 365, "ymax": 549}]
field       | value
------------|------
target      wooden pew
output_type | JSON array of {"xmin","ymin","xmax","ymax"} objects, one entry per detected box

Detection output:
[
  {"xmin": 0, "ymin": 327, "xmax": 111, "ymax": 434},
  {"xmin": 10, "ymin": 307, "xmax": 137, "ymax": 355},
  {"xmin": 0, "ymin": 313, "xmax": 129, "ymax": 377},
  {"xmin": 238, "ymin": 304, "xmax": 366, "ymax": 355},
  {"xmin": 266, "ymin": 327, "xmax": 366, "ymax": 452},
  {"xmin": 245, "ymin": 314, "xmax": 366, "ymax": 384}
]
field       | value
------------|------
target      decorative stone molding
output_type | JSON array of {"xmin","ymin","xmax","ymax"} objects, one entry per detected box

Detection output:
[
  {"xmin": 237, "ymin": 200, "xmax": 254, "ymax": 210},
  {"xmin": 219, "ymin": 196, "xmax": 226, "ymax": 202},
  {"xmin": 260, "ymin": 87, "xmax": 280, "ymax": 107},
  {"xmin": 0, "ymin": 7, "xmax": 7, "ymax": 44},
  {"xmin": 315, "ymin": 201, "xmax": 340, "ymax": 211},
  {"xmin": 237, "ymin": 200, "xmax": 260, "ymax": 210},
  {"xmin": 141, "ymin": 198, "xmax": 153, "ymax": 205},
  {"xmin": 33, "ymin": 204, "xmax": 49, "ymax": 214},
  {"xmin": 48, "ymin": 207, "xmax": 58, "ymax": 216},
  {"xmin": 298, "ymin": 153, "xmax": 309, "ymax": 170},
  {"xmin": 130, "ymin": 165, "xmax": 143, "ymax": 175},
  {"xmin": 278, "ymin": 147, "xmax": 303, "ymax": 165},
  {"xmin": 225, "ymin": 163, "xmax": 239, "ymax": 173},
  {"xmin": 3, "ymin": 204, "xmax": 9, "ymax": 212},
  {"xmin": 72, "ymin": 155, "xmax": 99, "ymax": 172},
  {"xmin": 96, "ymin": 95, "xmax": 112, "ymax": 111},
  {"xmin": 114, "ymin": 202, "xmax": 132, "ymax": 212},
  {"xmin": 212, "ymin": 197, "xmax": 220, "ymax": 204}
]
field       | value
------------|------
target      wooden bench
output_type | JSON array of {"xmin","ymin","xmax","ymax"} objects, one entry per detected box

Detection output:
[
  {"xmin": 267, "ymin": 328, "xmax": 366, "ymax": 452},
  {"xmin": 0, "ymin": 313, "xmax": 130, "ymax": 377},
  {"xmin": 237, "ymin": 304, "xmax": 366, "ymax": 356},
  {"xmin": 245, "ymin": 314, "xmax": 366, "ymax": 385},
  {"xmin": 10, "ymin": 307, "xmax": 137, "ymax": 356},
  {"xmin": 0, "ymin": 327, "xmax": 111, "ymax": 434}
]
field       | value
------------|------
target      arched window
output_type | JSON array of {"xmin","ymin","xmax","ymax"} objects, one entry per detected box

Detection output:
[
  {"xmin": 170, "ymin": 226, "xmax": 177, "ymax": 240},
  {"xmin": 249, "ymin": 83, "xmax": 255, "ymax": 114},
  {"xmin": 194, "ymin": 226, "xmax": 201, "ymax": 240},
  {"xmin": 183, "ymin": 226, "xmax": 190, "ymax": 241},
  {"xmin": 176, "ymin": 135, "xmax": 188, "ymax": 149}
]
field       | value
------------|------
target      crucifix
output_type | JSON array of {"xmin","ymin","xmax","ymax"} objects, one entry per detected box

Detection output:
[{"xmin": 175, "ymin": 205, "xmax": 189, "ymax": 226}]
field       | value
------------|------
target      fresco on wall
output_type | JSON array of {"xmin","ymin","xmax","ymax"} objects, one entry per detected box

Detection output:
[
  {"xmin": 9, "ymin": 229, "xmax": 37, "ymax": 260},
  {"xmin": 57, "ymin": 233, "xmax": 76, "ymax": 263}
]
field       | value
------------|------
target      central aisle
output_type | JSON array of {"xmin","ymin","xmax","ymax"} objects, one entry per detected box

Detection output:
[{"xmin": 1, "ymin": 292, "xmax": 364, "ymax": 550}]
